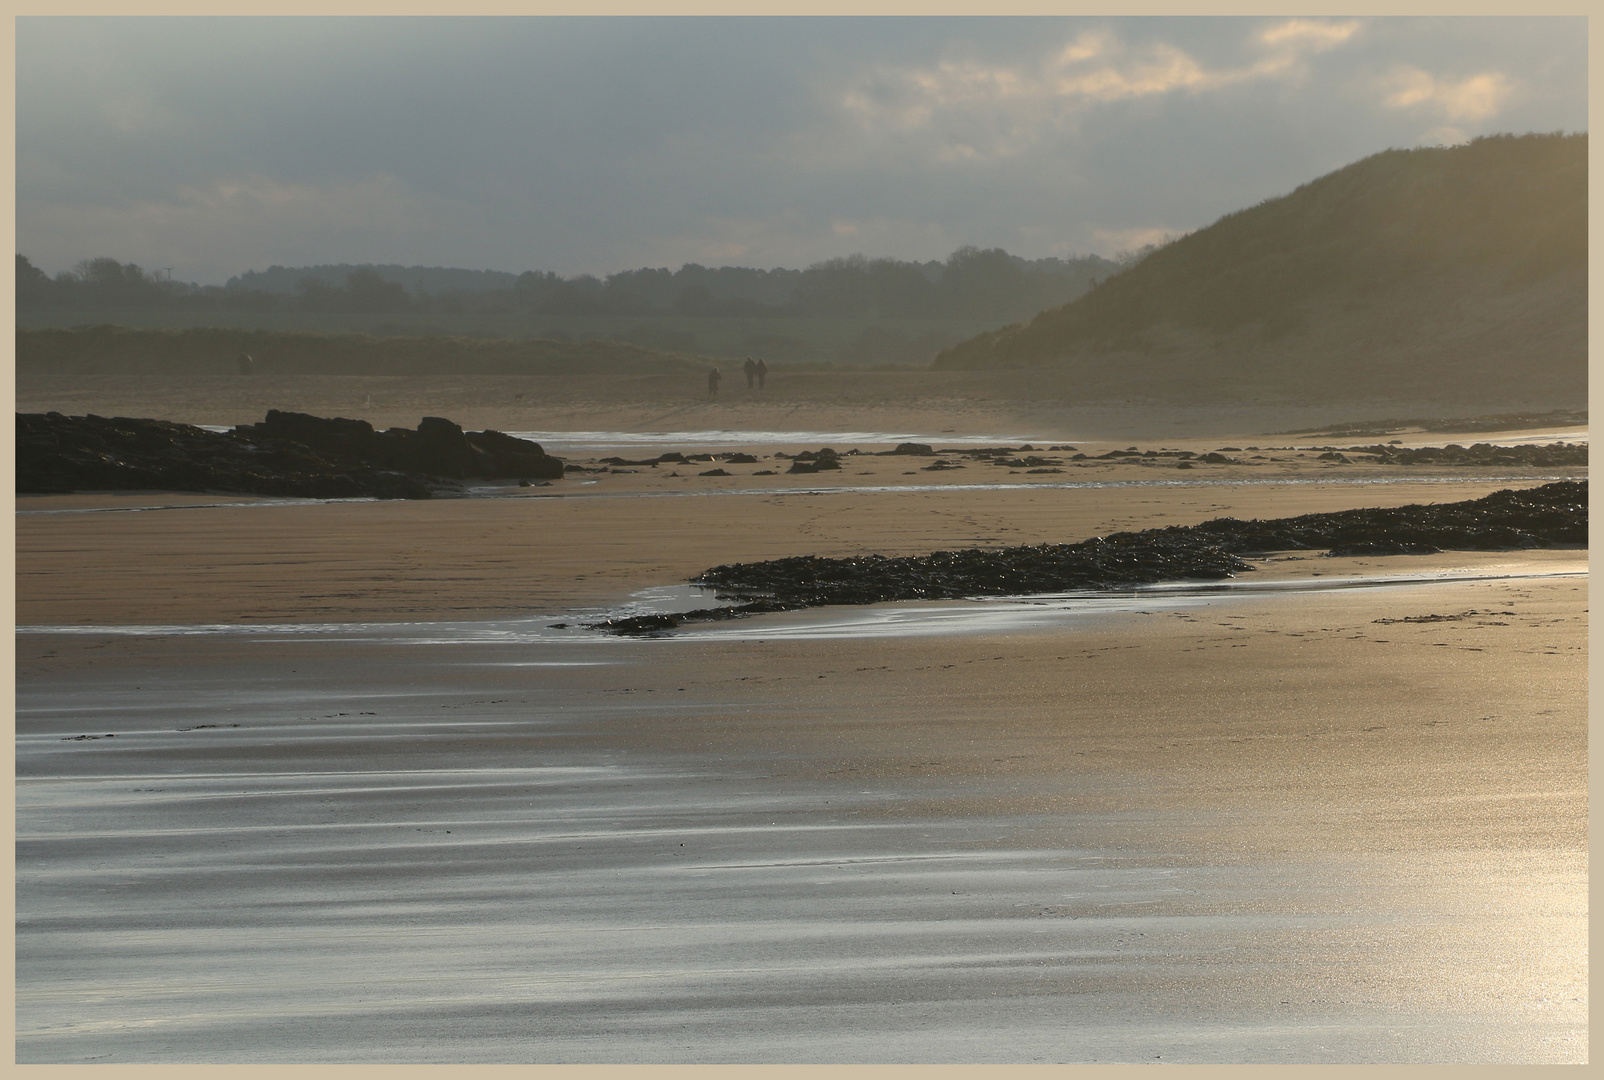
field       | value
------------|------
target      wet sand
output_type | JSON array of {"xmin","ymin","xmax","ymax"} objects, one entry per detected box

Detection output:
[
  {"xmin": 15, "ymin": 569, "xmax": 1587, "ymax": 1062},
  {"xmin": 11, "ymin": 402, "xmax": 1588, "ymax": 1063},
  {"xmin": 14, "ymin": 433, "xmax": 1584, "ymax": 626}
]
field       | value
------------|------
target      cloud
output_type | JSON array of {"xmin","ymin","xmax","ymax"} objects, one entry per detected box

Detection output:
[
  {"xmin": 14, "ymin": 18, "xmax": 1584, "ymax": 280},
  {"xmin": 1418, "ymin": 125, "xmax": 1470, "ymax": 147},
  {"xmin": 19, "ymin": 174, "xmax": 444, "ymax": 277},
  {"xmin": 636, "ymin": 212, "xmax": 960, "ymax": 272},
  {"xmin": 838, "ymin": 19, "xmax": 1363, "ymax": 161},
  {"xmin": 1088, "ymin": 226, "xmax": 1184, "ymax": 258},
  {"xmin": 101, "ymin": 93, "xmax": 190, "ymax": 137},
  {"xmin": 1379, "ymin": 66, "xmax": 1515, "ymax": 121},
  {"xmin": 1258, "ymin": 19, "xmax": 1359, "ymax": 51}
]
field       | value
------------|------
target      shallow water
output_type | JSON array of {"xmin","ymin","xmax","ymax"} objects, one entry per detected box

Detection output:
[
  {"xmin": 1300, "ymin": 429, "xmax": 1588, "ymax": 449},
  {"xmin": 193, "ymin": 422, "xmax": 1587, "ymax": 453},
  {"xmin": 505, "ymin": 429, "xmax": 1047, "ymax": 452}
]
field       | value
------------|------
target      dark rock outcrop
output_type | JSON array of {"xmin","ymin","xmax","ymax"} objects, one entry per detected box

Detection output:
[
  {"xmin": 243, "ymin": 409, "xmax": 564, "ymax": 481},
  {"xmin": 590, "ymin": 481, "xmax": 1585, "ymax": 634},
  {"xmin": 17, "ymin": 410, "xmax": 565, "ymax": 499},
  {"xmin": 1324, "ymin": 441, "xmax": 1586, "ymax": 468}
]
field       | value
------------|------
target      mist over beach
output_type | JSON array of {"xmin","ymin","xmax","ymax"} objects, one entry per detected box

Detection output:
[{"xmin": 14, "ymin": 15, "xmax": 1588, "ymax": 1064}]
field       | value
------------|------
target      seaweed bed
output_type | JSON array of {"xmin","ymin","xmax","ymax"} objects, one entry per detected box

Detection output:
[{"xmin": 586, "ymin": 480, "xmax": 1587, "ymax": 635}]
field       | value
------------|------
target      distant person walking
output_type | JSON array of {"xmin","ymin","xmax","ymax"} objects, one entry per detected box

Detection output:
[
  {"xmin": 707, "ymin": 366, "xmax": 722, "ymax": 398},
  {"xmin": 743, "ymin": 356, "xmax": 756, "ymax": 389},
  {"xmin": 755, "ymin": 358, "xmax": 768, "ymax": 388}
]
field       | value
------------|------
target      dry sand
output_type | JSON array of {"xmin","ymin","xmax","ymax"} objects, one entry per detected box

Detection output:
[{"xmin": 11, "ymin": 380, "xmax": 1589, "ymax": 1062}]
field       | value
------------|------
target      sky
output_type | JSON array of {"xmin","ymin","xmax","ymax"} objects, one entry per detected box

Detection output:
[{"xmin": 14, "ymin": 15, "xmax": 1590, "ymax": 285}]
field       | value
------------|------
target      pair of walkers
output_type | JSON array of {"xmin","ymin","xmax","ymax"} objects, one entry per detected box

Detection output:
[{"xmin": 710, "ymin": 357, "xmax": 769, "ymax": 398}]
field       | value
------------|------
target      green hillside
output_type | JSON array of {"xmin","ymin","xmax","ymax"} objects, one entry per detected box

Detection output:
[{"xmin": 933, "ymin": 134, "xmax": 1586, "ymax": 407}]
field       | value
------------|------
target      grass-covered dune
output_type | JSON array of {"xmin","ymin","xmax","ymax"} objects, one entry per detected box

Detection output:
[
  {"xmin": 933, "ymin": 133, "xmax": 1586, "ymax": 408},
  {"xmin": 16, "ymin": 325, "xmax": 706, "ymax": 378}
]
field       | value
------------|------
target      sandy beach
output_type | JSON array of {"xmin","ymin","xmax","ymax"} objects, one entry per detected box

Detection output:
[{"xmin": 12, "ymin": 383, "xmax": 1588, "ymax": 1063}]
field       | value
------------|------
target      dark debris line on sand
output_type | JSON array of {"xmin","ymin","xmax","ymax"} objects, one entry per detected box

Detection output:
[{"xmin": 585, "ymin": 480, "xmax": 1587, "ymax": 635}]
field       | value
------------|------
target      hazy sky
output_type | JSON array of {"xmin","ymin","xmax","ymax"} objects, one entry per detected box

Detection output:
[{"xmin": 16, "ymin": 16, "xmax": 1589, "ymax": 285}]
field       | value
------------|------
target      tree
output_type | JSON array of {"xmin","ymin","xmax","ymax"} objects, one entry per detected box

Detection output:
[
  {"xmin": 344, "ymin": 267, "xmax": 412, "ymax": 313},
  {"xmin": 938, "ymin": 246, "xmax": 1028, "ymax": 319},
  {"xmin": 16, "ymin": 254, "xmax": 55, "ymax": 305}
]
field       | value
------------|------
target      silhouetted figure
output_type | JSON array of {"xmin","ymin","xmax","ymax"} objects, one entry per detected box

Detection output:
[
  {"xmin": 237, "ymin": 353, "xmax": 254, "ymax": 376},
  {"xmin": 755, "ymin": 358, "xmax": 768, "ymax": 388},
  {"xmin": 707, "ymin": 366, "xmax": 722, "ymax": 398},
  {"xmin": 743, "ymin": 356, "xmax": 756, "ymax": 388}
]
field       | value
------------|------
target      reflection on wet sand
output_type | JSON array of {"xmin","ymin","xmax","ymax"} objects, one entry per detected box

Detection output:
[{"xmin": 15, "ymin": 566, "xmax": 1587, "ymax": 1063}]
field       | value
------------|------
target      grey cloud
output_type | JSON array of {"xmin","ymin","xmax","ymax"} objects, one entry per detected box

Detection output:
[{"xmin": 16, "ymin": 16, "xmax": 1586, "ymax": 283}]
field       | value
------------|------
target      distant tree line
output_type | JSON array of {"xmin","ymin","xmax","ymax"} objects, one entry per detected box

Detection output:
[{"xmin": 18, "ymin": 246, "xmax": 1123, "ymax": 323}]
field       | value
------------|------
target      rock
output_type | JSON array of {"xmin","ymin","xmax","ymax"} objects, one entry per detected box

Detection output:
[
  {"xmin": 465, "ymin": 429, "xmax": 564, "ymax": 480},
  {"xmin": 414, "ymin": 416, "xmax": 474, "ymax": 478},
  {"xmin": 699, "ymin": 468, "xmax": 731, "ymax": 476},
  {"xmin": 18, "ymin": 412, "xmax": 437, "ymax": 499},
  {"xmin": 1338, "ymin": 441, "xmax": 1586, "ymax": 468},
  {"xmin": 885, "ymin": 442, "xmax": 934, "ymax": 456},
  {"xmin": 590, "ymin": 481, "xmax": 1587, "ymax": 635},
  {"xmin": 17, "ymin": 410, "xmax": 567, "ymax": 499},
  {"xmin": 723, "ymin": 453, "xmax": 759, "ymax": 464}
]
